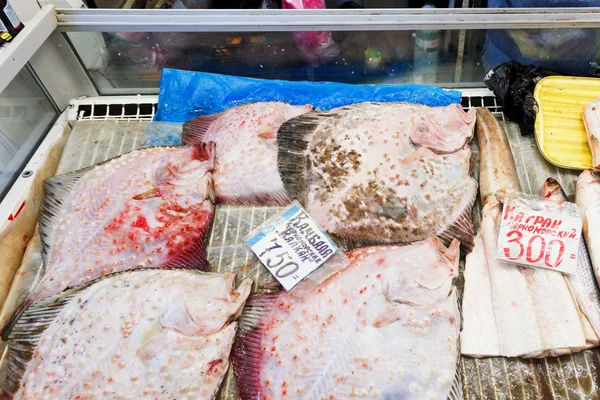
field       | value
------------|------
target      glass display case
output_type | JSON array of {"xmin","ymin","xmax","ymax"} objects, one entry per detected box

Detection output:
[{"xmin": 2, "ymin": 3, "xmax": 600, "ymax": 400}]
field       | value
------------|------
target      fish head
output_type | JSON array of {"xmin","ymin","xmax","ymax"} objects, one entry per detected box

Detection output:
[
  {"xmin": 381, "ymin": 239, "xmax": 459, "ymax": 306},
  {"xmin": 151, "ymin": 142, "xmax": 216, "ymax": 204},
  {"xmin": 411, "ymin": 105, "xmax": 476, "ymax": 152},
  {"xmin": 541, "ymin": 177, "xmax": 568, "ymax": 201},
  {"xmin": 159, "ymin": 273, "xmax": 252, "ymax": 336}
]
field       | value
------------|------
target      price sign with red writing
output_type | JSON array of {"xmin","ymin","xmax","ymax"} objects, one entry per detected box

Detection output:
[{"xmin": 496, "ymin": 202, "xmax": 581, "ymax": 275}]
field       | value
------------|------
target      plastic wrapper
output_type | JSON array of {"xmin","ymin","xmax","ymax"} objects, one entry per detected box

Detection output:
[
  {"xmin": 282, "ymin": 0, "xmax": 339, "ymax": 65},
  {"xmin": 154, "ymin": 68, "xmax": 462, "ymax": 122},
  {"xmin": 484, "ymin": 61, "xmax": 557, "ymax": 136},
  {"xmin": 245, "ymin": 201, "xmax": 350, "ymax": 297}
]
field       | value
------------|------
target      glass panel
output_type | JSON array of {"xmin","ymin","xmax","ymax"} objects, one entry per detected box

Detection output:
[
  {"xmin": 0, "ymin": 66, "xmax": 58, "ymax": 199},
  {"xmin": 67, "ymin": 26, "xmax": 600, "ymax": 94},
  {"xmin": 67, "ymin": 29, "xmax": 489, "ymax": 94}
]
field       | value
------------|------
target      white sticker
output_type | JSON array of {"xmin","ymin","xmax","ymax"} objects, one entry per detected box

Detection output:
[
  {"xmin": 248, "ymin": 202, "xmax": 337, "ymax": 291},
  {"xmin": 496, "ymin": 204, "xmax": 581, "ymax": 275},
  {"xmin": 3, "ymin": 4, "xmax": 21, "ymax": 29}
]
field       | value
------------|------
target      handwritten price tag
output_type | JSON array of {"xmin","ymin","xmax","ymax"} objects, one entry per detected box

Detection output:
[
  {"xmin": 496, "ymin": 203, "xmax": 581, "ymax": 274},
  {"xmin": 247, "ymin": 202, "xmax": 337, "ymax": 291}
]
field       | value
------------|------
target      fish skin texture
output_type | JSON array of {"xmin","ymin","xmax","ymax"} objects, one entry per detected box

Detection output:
[
  {"xmin": 577, "ymin": 170, "xmax": 600, "ymax": 306},
  {"xmin": 278, "ymin": 102, "xmax": 477, "ymax": 250},
  {"xmin": 183, "ymin": 102, "xmax": 313, "ymax": 206},
  {"xmin": 33, "ymin": 144, "xmax": 216, "ymax": 304},
  {"xmin": 4, "ymin": 270, "xmax": 252, "ymax": 400},
  {"xmin": 233, "ymin": 238, "xmax": 460, "ymax": 400},
  {"xmin": 475, "ymin": 107, "xmax": 521, "ymax": 204},
  {"xmin": 542, "ymin": 178, "xmax": 600, "ymax": 346},
  {"xmin": 583, "ymin": 98, "xmax": 600, "ymax": 169}
]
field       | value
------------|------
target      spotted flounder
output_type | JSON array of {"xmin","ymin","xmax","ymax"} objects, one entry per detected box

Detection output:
[
  {"xmin": 22, "ymin": 144, "xmax": 216, "ymax": 309},
  {"xmin": 3, "ymin": 269, "xmax": 252, "ymax": 399},
  {"xmin": 233, "ymin": 238, "xmax": 461, "ymax": 400},
  {"xmin": 183, "ymin": 102, "xmax": 312, "ymax": 205},
  {"xmin": 277, "ymin": 102, "xmax": 477, "ymax": 250}
]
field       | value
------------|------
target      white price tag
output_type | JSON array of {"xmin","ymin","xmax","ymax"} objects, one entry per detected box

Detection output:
[
  {"xmin": 247, "ymin": 202, "xmax": 337, "ymax": 291},
  {"xmin": 496, "ymin": 204, "xmax": 582, "ymax": 274}
]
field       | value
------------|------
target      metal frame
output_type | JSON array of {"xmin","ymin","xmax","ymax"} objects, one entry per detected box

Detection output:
[
  {"xmin": 55, "ymin": 7, "xmax": 600, "ymax": 32},
  {"xmin": 0, "ymin": 6, "xmax": 57, "ymax": 95}
]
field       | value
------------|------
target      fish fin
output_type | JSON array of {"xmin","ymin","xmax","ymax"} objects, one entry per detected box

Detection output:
[
  {"xmin": 437, "ymin": 194, "xmax": 476, "ymax": 253},
  {"xmin": 162, "ymin": 238, "xmax": 212, "ymax": 271},
  {"xmin": 2, "ymin": 288, "xmax": 79, "ymax": 398},
  {"xmin": 132, "ymin": 187, "xmax": 160, "ymax": 200},
  {"xmin": 430, "ymin": 237, "xmax": 461, "ymax": 269},
  {"xmin": 182, "ymin": 113, "xmax": 222, "ymax": 144},
  {"xmin": 447, "ymin": 341, "xmax": 464, "ymax": 400},
  {"xmin": 38, "ymin": 168, "xmax": 92, "ymax": 264},
  {"xmin": 400, "ymin": 147, "xmax": 436, "ymax": 165},
  {"xmin": 373, "ymin": 305, "xmax": 404, "ymax": 328},
  {"xmin": 1, "ymin": 297, "xmax": 34, "ymax": 341},
  {"xmin": 277, "ymin": 112, "xmax": 330, "ymax": 205},
  {"xmin": 217, "ymin": 191, "xmax": 291, "ymax": 207},
  {"xmin": 232, "ymin": 293, "xmax": 281, "ymax": 400}
]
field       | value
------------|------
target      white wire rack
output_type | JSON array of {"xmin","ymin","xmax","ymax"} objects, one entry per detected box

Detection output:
[{"xmin": 10, "ymin": 90, "xmax": 598, "ymax": 399}]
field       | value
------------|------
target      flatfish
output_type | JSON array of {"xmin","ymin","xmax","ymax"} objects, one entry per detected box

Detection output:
[
  {"xmin": 277, "ymin": 102, "xmax": 477, "ymax": 250},
  {"xmin": 232, "ymin": 238, "xmax": 461, "ymax": 400},
  {"xmin": 183, "ymin": 102, "xmax": 312, "ymax": 206},
  {"xmin": 3, "ymin": 269, "xmax": 252, "ymax": 399},
  {"xmin": 4, "ymin": 143, "xmax": 216, "ymax": 338}
]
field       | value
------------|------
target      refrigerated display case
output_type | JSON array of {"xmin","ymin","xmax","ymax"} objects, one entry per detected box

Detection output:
[{"xmin": 2, "ymin": 3, "xmax": 600, "ymax": 399}]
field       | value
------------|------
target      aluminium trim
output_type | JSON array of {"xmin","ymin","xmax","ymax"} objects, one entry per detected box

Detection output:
[{"xmin": 55, "ymin": 8, "xmax": 600, "ymax": 32}]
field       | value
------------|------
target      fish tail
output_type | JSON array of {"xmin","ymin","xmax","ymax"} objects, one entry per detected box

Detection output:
[
  {"xmin": 162, "ymin": 238, "xmax": 212, "ymax": 272},
  {"xmin": 437, "ymin": 194, "xmax": 476, "ymax": 253},
  {"xmin": 1, "ymin": 296, "xmax": 35, "ymax": 341},
  {"xmin": 232, "ymin": 293, "xmax": 281, "ymax": 400},
  {"xmin": 182, "ymin": 113, "xmax": 222, "ymax": 145},
  {"xmin": 277, "ymin": 112, "xmax": 326, "ymax": 205}
]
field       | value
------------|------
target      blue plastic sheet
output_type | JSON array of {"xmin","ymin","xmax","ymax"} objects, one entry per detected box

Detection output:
[
  {"xmin": 143, "ymin": 122, "xmax": 184, "ymax": 147},
  {"xmin": 154, "ymin": 68, "xmax": 462, "ymax": 123}
]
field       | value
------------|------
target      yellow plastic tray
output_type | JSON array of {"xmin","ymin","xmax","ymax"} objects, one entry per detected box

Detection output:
[{"xmin": 534, "ymin": 76, "xmax": 600, "ymax": 170}]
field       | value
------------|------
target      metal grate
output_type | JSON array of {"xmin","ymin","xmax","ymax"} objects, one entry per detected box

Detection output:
[{"xmin": 67, "ymin": 95, "xmax": 159, "ymax": 123}]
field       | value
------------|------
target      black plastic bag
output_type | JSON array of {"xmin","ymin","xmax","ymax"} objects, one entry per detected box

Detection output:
[{"xmin": 484, "ymin": 60, "xmax": 558, "ymax": 136}]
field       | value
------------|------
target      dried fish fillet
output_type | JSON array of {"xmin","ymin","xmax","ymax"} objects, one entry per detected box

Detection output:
[
  {"xmin": 278, "ymin": 102, "xmax": 477, "ymax": 250},
  {"xmin": 4, "ymin": 144, "xmax": 216, "ymax": 338},
  {"xmin": 183, "ymin": 102, "xmax": 312, "ymax": 205},
  {"xmin": 3, "ymin": 269, "xmax": 252, "ymax": 400},
  {"xmin": 233, "ymin": 238, "xmax": 461, "ymax": 400}
]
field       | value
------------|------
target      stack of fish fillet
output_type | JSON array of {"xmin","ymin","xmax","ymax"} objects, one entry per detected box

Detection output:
[{"xmin": 461, "ymin": 108, "xmax": 600, "ymax": 358}]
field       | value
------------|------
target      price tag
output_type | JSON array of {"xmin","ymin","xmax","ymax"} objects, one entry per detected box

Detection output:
[
  {"xmin": 496, "ymin": 203, "xmax": 581, "ymax": 274},
  {"xmin": 247, "ymin": 202, "xmax": 337, "ymax": 291}
]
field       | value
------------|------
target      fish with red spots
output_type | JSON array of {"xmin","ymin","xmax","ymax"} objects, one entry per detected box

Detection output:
[{"xmin": 3, "ymin": 143, "xmax": 217, "ymax": 339}]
